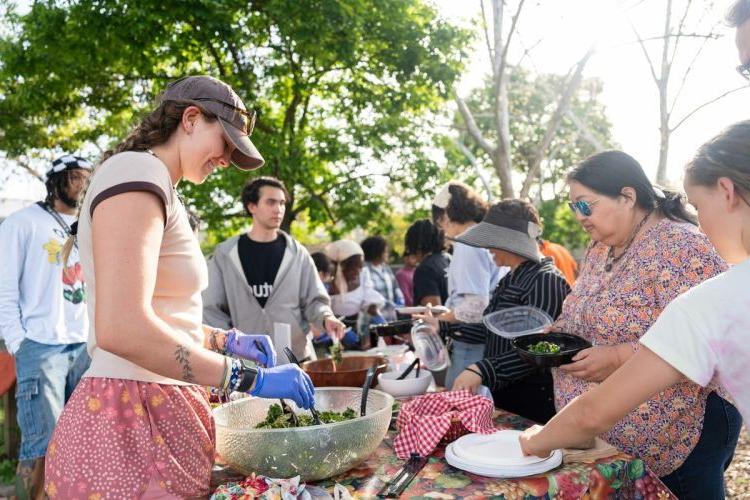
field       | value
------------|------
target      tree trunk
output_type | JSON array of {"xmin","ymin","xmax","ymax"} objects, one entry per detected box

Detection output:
[{"xmin": 656, "ymin": 114, "xmax": 670, "ymax": 186}]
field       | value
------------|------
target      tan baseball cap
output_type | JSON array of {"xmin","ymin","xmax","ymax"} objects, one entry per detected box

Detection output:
[{"xmin": 161, "ymin": 75, "xmax": 264, "ymax": 170}]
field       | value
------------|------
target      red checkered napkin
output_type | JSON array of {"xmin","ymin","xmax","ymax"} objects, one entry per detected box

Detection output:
[{"xmin": 393, "ymin": 390, "xmax": 496, "ymax": 459}]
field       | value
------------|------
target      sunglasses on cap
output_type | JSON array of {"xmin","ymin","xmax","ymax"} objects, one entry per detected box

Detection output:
[
  {"xmin": 567, "ymin": 199, "xmax": 599, "ymax": 217},
  {"xmin": 190, "ymin": 97, "xmax": 257, "ymax": 135}
]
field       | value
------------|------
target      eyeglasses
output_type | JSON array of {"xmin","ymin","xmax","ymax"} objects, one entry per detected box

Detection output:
[
  {"xmin": 191, "ymin": 97, "xmax": 257, "ymax": 135},
  {"xmin": 567, "ymin": 199, "xmax": 599, "ymax": 217},
  {"xmin": 737, "ymin": 61, "xmax": 750, "ymax": 81}
]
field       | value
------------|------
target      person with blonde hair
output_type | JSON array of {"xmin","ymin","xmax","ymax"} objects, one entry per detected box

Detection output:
[{"xmin": 45, "ymin": 76, "xmax": 315, "ymax": 498}]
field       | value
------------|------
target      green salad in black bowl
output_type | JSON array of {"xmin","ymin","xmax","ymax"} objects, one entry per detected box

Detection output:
[{"xmin": 512, "ymin": 332, "xmax": 592, "ymax": 368}]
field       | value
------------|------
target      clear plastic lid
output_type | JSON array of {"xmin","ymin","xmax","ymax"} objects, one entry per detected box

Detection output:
[
  {"xmin": 410, "ymin": 321, "xmax": 451, "ymax": 371},
  {"xmin": 482, "ymin": 306, "xmax": 553, "ymax": 339}
]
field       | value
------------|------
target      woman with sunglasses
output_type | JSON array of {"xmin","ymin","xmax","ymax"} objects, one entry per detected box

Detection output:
[
  {"xmin": 523, "ymin": 123, "xmax": 750, "ymax": 499},
  {"xmin": 44, "ymin": 76, "xmax": 316, "ymax": 498},
  {"xmin": 548, "ymin": 150, "xmax": 739, "ymax": 498}
]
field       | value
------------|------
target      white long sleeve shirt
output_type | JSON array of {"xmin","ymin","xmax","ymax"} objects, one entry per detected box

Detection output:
[{"xmin": 0, "ymin": 203, "xmax": 88, "ymax": 354}]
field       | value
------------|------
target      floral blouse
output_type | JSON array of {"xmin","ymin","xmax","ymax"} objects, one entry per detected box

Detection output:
[{"xmin": 553, "ymin": 218, "xmax": 727, "ymax": 477}]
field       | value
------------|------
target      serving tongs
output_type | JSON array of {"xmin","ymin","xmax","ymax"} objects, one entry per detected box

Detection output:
[
  {"xmin": 283, "ymin": 347, "xmax": 323, "ymax": 425},
  {"xmin": 376, "ymin": 452, "xmax": 429, "ymax": 498},
  {"xmin": 254, "ymin": 340, "xmax": 298, "ymax": 427},
  {"xmin": 396, "ymin": 358, "xmax": 421, "ymax": 380}
]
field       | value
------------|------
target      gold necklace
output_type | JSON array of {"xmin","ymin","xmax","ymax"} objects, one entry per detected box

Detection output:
[{"xmin": 605, "ymin": 211, "xmax": 653, "ymax": 272}]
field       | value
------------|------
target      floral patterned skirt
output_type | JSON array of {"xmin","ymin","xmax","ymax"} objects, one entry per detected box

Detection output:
[{"xmin": 45, "ymin": 377, "xmax": 215, "ymax": 499}]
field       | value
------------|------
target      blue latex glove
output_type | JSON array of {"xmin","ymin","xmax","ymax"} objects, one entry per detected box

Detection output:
[
  {"xmin": 394, "ymin": 297, "xmax": 405, "ymax": 307},
  {"xmin": 250, "ymin": 364, "xmax": 315, "ymax": 410},
  {"xmin": 313, "ymin": 332, "xmax": 333, "ymax": 347},
  {"xmin": 341, "ymin": 328, "xmax": 359, "ymax": 348},
  {"xmin": 225, "ymin": 330, "xmax": 277, "ymax": 367},
  {"xmin": 371, "ymin": 315, "xmax": 387, "ymax": 325}
]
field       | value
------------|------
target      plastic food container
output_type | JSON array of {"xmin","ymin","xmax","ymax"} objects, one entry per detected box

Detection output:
[
  {"xmin": 512, "ymin": 332, "xmax": 592, "ymax": 368},
  {"xmin": 482, "ymin": 306, "xmax": 553, "ymax": 339},
  {"xmin": 410, "ymin": 320, "xmax": 450, "ymax": 371}
]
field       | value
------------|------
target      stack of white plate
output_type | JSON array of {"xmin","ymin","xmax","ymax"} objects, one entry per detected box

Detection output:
[{"xmin": 445, "ymin": 430, "xmax": 562, "ymax": 478}]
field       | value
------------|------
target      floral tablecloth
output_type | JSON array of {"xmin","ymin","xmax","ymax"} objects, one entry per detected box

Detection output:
[{"xmin": 213, "ymin": 410, "xmax": 675, "ymax": 499}]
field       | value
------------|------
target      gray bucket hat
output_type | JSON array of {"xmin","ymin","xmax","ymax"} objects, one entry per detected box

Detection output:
[
  {"xmin": 452, "ymin": 204, "xmax": 542, "ymax": 262},
  {"xmin": 161, "ymin": 75, "xmax": 264, "ymax": 170}
]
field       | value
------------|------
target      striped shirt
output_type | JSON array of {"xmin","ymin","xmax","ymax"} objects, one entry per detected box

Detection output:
[{"xmin": 439, "ymin": 258, "xmax": 570, "ymax": 391}]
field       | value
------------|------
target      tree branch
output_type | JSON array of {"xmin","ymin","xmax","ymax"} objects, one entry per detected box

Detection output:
[
  {"xmin": 12, "ymin": 157, "xmax": 44, "ymax": 182},
  {"xmin": 453, "ymin": 139, "xmax": 493, "ymax": 200},
  {"xmin": 480, "ymin": 0, "xmax": 494, "ymax": 71},
  {"xmin": 668, "ymin": 25, "xmax": 717, "ymax": 117},
  {"xmin": 659, "ymin": 0, "xmax": 673, "ymax": 85},
  {"xmin": 670, "ymin": 86, "xmax": 749, "ymax": 132},
  {"xmin": 565, "ymin": 110, "xmax": 606, "ymax": 152},
  {"xmin": 667, "ymin": 0, "xmax": 693, "ymax": 71},
  {"xmin": 628, "ymin": 19, "xmax": 660, "ymax": 85},
  {"xmin": 520, "ymin": 48, "xmax": 594, "ymax": 198},
  {"xmin": 455, "ymin": 96, "xmax": 495, "ymax": 157},
  {"xmin": 496, "ymin": 0, "xmax": 525, "ymax": 85}
]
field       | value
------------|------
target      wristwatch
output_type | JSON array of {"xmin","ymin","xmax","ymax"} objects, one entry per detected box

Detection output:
[{"xmin": 236, "ymin": 359, "xmax": 259, "ymax": 392}]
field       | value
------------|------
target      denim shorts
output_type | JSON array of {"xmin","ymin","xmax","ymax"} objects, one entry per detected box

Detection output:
[{"xmin": 14, "ymin": 338, "xmax": 90, "ymax": 461}]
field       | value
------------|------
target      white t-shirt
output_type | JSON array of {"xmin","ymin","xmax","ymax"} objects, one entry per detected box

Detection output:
[
  {"xmin": 0, "ymin": 203, "xmax": 88, "ymax": 353},
  {"xmin": 446, "ymin": 238, "xmax": 506, "ymax": 323},
  {"xmin": 330, "ymin": 267, "xmax": 385, "ymax": 317},
  {"xmin": 640, "ymin": 256, "xmax": 750, "ymax": 423}
]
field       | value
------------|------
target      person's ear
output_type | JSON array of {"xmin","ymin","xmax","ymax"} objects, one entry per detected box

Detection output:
[
  {"xmin": 620, "ymin": 187, "xmax": 637, "ymax": 207},
  {"xmin": 717, "ymin": 177, "xmax": 741, "ymax": 210},
  {"xmin": 181, "ymin": 106, "xmax": 202, "ymax": 134}
]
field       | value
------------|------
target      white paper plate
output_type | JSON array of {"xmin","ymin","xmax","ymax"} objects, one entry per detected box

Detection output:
[
  {"xmin": 452, "ymin": 431, "xmax": 549, "ymax": 467},
  {"xmin": 445, "ymin": 441, "xmax": 562, "ymax": 478},
  {"xmin": 396, "ymin": 305, "xmax": 449, "ymax": 315}
]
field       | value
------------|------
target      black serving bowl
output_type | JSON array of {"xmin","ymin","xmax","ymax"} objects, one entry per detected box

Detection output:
[
  {"xmin": 512, "ymin": 332, "xmax": 592, "ymax": 368},
  {"xmin": 369, "ymin": 319, "xmax": 414, "ymax": 338}
]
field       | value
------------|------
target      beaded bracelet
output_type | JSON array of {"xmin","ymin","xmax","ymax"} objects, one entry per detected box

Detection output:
[{"xmin": 228, "ymin": 358, "xmax": 243, "ymax": 391}]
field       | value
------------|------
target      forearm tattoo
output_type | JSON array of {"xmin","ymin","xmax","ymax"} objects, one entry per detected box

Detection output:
[{"xmin": 174, "ymin": 345, "xmax": 195, "ymax": 382}]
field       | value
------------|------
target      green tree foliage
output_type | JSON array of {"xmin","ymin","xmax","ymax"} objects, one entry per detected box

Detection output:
[
  {"xmin": 444, "ymin": 68, "xmax": 616, "ymax": 251},
  {"xmin": 0, "ymin": 0, "xmax": 471, "ymax": 241}
]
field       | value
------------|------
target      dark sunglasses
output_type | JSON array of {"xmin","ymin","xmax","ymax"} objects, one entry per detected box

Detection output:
[
  {"xmin": 191, "ymin": 97, "xmax": 257, "ymax": 135},
  {"xmin": 567, "ymin": 199, "xmax": 599, "ymax": 217},
  {"xmin": 737, "ymin": 61, "xmax": 750, "ymax": 81}
]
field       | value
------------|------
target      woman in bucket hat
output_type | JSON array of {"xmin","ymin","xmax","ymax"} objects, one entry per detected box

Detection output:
[
  {"xmin": 416, "ymin": 199, "xmax": 570, "ymax": 424},
  {"xmin": 45, "ymin": 76, "xmax": 315, "ymax": 498}
]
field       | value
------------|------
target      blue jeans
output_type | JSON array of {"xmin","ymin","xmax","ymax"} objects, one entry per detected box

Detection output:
[
  {"xmin": 445, "ymin": 340, "xmax": 485, "ymax": 388},
  {"xmin": 660, "ymin": 392, "xmax": 742, "ymax": 500},
  {"xmin": 14, "ymin": 339, "xmax": 90, "ymax": 461}
]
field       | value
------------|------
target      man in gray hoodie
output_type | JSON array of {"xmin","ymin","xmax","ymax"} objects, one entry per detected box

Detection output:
[{"xmin": 203, "ymin": 177, "xmax": 345, "ymax": 360}]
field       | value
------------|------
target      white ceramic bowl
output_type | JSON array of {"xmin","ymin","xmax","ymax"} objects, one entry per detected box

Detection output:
[{"xmin": 377, "ymin": 369, "xmax": 433, "ymax": 398}]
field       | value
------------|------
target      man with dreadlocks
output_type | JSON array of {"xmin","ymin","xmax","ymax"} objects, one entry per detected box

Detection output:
[{"xmin": 0, "ymin": 154, "xmax": 92, "ymax": 497}]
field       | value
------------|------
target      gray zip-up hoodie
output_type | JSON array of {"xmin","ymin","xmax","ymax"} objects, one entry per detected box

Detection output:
[{"xmin": 202, "ymin": 231, "xmax": 333, "ymax": 359}]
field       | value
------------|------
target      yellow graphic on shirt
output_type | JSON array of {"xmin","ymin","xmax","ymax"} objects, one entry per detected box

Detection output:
[{"xmin": 43, "ymin": 238, "xmax": 63, "ymax": 264}]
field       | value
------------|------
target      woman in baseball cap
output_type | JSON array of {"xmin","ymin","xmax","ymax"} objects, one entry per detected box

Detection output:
[{"xmin": 46, "ymin": 76, "xmax": 314, "ymax": 498}]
